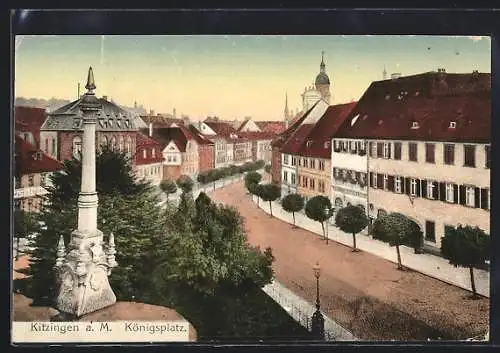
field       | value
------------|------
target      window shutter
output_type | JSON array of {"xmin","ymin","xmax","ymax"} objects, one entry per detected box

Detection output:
[
  {"xmin": 481, "ymin": 188, "xmax": 489, "ymax": 210},
  {"xmin": 405, "ymin": 177, "xmax": 410, "ymax": 195},
  {"xmin": 369, "ymin": 172, "xmax": 374, "ymax": 187},
  {"xmin": 416, "ymin": 179, "xmax": 421, "ymax": 197},
  {"xmin": 433, "ymin": 183, "xmax": 439, "ymax": 200},
  {"xmin": 369, "ymin": 142, "xmax": 374, "ymax": 157},
  {"xmin": 388, "ymin": 143, "xmax": 392, "ymax": 159},
  {"xmin": 453, "ymin": 184, "xmax": 459, "ymax": 204},
  {"xmin": 377, "ymin": 143, "xmax": 383, "ymax": 157},
  {"xmin": 474, "ymin": 187, "xmax": 480, "ymax": 208},
  {"xmin": 388, "ymin": 175, "xmax": 395, "ymax": 192},
  {"xmin": 377, "ymin": 174, "xmax": 383, "ymax": 189},
  {"xmin": 459, "ymin": 185, "xmax": 466, "ymax": 205},
  {"xmin": 439, "ymin": 183, "xmax": 446, "ymax": 201},
  {"xmin": 421, "ymin": 180, "xmax": 427, "ymax": 198}
]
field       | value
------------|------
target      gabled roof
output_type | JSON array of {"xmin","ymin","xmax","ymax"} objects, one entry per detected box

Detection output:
[
  {"xmin": 140, "ymin": 115, "xmax": 186, "ymax": 128},
  {"xmin": 203, "ymin": 121, "xmax": 238, "ymax": 138},
  {"xmin": 15, "ymin": 135, "xmax": 63, "ymax": 175},
  {"xmin": 148, "ymin": 125, "xmax": 196, "ymax": 153},
  {"xmin": 298, "ymin": 102, "xmax": 356, "ymax": 158},
  {"xmin": 135, "ymin": 132, "xmax": 164, "ymax": 165},
  {"xmin": 14, "ymin": 106, "xmax": 47, "ymax": 147},
  {"xmin": 255, "ymin": 121, "xmax": 287, "ymax": 134},
  {"xmin": 41, "ymin": 97, "xmax": 137, "ymax": 132},
  {"xmin": 238, "ymin": 131, "xmax": 276, "ymax": 141},
  {"xmin": 335, "ymin": 71, "xmax": 491, "ymax": 143},
  {"xmin": 271, "ymin": 105, "xmax": 313, "ymax": 149},
  {"xmin": 188, "ymin": 125, "xmax": 215, "ymax": 145}
]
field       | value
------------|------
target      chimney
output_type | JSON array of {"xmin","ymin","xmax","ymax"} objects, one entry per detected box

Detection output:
[
  {"xmin": 150, "ymin": 109, "xmax": 155, "ymax": 116},
  {"xmin": 391, "ymin": 73, "xmax": 402, "ymax": 79},
  {"xmin": 149, "ymin": 122, "xmax": 153, "ymax": 137},
  {"xmin": 102, "ymin": 95, "xmax": 108, "ymax": 101}
]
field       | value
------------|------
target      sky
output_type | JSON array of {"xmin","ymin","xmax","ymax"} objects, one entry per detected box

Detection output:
[{"xmin": 14, "ymin": 35, "xmax": 491, "ymax": 121}]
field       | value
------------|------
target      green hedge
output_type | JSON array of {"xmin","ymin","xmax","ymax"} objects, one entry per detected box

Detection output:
[{"xmin": 197, "ymin": 160, "xmax": 265, "ymax": 185}]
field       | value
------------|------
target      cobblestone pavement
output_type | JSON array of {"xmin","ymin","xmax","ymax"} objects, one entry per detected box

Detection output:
[{"xmin": 208, "ymin": 181, "xmax": 489, "ymax": 340}]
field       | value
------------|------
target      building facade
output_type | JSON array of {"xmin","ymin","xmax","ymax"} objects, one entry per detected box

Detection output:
[
  {"xmin": 14, "ymin": 135, "xmax": 63, "ymax": 212},
  {"xmin": 40, "ymin": 70, "xmax": 138, "ymax": 164},
  {"xmin": 333, "ymin": 70, "xmax": 491, "ymax": 249},
  {"xmin": 134, "ymin": 133, "xmax": 164, "ymax": 186},
  {"xmin": 189, "ymin": 124, "xmax": 215, "ymax": 173}
]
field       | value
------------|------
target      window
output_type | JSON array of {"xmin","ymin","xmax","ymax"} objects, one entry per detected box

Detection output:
[
  {"xmin": 376, "ymin": 142, "xmax": 383, "ymax": 158},
  {"xmin": 319, "ymin": 160, "xmax": 325, "ymax": 171},
  {"xmin": 334, "ymin": 168, "xmax": 340, "ymax": 179},
  {"xmin": 371, "ymin": 173, "xmax": 378, "ymax": 188},
  {"xmin": 377, "ymin": 209, "xmax": 387, "ymax": 218},
  {"xmin": 119, "ymin": 136, "xmax": 125, "ymax": 152},
  {"xmin": 303, "ymin": 158, "xmax": 308, "ymax": 168},
  {"xmin": 383, "ymin": 142, "xmax": 391, "ymax": 159},
  {"xmin": 291, "ymin": 173, "xmax": 296, "ymax": 185},
  {"xmin": 110, "ymin": 136, "xmax": 117, "ymax": 150},
  {"xmin": 342, "ymin": 141, "xmax": 348, "ymax": 152},
  {"xmin": 410, "ymin": 178, "xmax": 418, "ymax": 196},
  {"xmin": 408, "ymin": 143, "xmax": 418, "ymax": 162},
  {"xmin": 310, "ymin": 178, "xmax": 315, "ymax": 190},
  {"xmin": 444, "ymin": 144, "xmax": 455, "ymax": 165},
  {"xmin": 51, "ymin": 139, "xmax": 56, "ymax": 155},
  {"xmin": 291, "ymin": 156, "xmax": 297, "ymax": 166},
  {"xmin": 310, "ymin": 159, "xmax": 315, "ymax": 169},
  {"xmin": 480, "ymin": 188, "xmax": 490, "ymax": 210},
  {"xmin": 152, "ymin": 149, "xmax": 156, "ymax": 158},
  {"xmin": 283, "ymin": 171, "xmax": 288, "ymax": 183},
  {"xmin": 425, "ymin": 143, "xmax": 435, "ymax": 163},
  {"xmin": 302, "ymin": 176, "xmax": 308, "ymax": 187},
  {"xmin": 28, "ymin": 175, "xmax": 34, "ymax": 187},
  {"xmin": 426, "ymin": 181, "xmax": 436, "ymax": 199},
  {"xmin": 395, "ymin": 176, "xmax": 402, "ymax": 193},
  {"xmin": 411, "ymin": 121, "xmax": 420, "ymax": 129},
  {"xmin": 464, "ymin": 145, "xmax": 476, "ymax": 167},
  {"xmin": 324, "ymin": 141, "xmax": 330, "ymax": 149},
  {"xmin": 143, "ymin": 149, "xmax": 147, "ymax": 159},
  {"xmin": 465, "ymin": 186, "xmax": 475, "ymax": 207},
  {"xmin": 370, "ymin": 142, "xmax": 376, "ymax": 157},
  {"xmin": 383, "ymin": 174, "xmax": 388, "ymax": 190},
  {"xmin": 446, "ymin": 183, "xmax": 454, "ymax": 203},
  {"xmin": 45, "ymin": 138, "xmax": 49, "ymax": 153},
  {"xmin": 485, "ymin": 145, "xmax": 490, "ymax": 169},
  {"xmin": 394, "ymin": 142, "xmax": 402, "ymax": 160},
  {"xmin": 425, "ymin": 220, "xmax": 436, "ymax": 243},
  {"xmin": 449, "ymin": 121, "xmax": 456, "ymax": 129},
  {"xmin": 72, "ymin": 136, "xmax": 82, "ymax": 159},
  {"xmin": 319, "ymin": 180, "xmax": 325, "ymax": 193}
]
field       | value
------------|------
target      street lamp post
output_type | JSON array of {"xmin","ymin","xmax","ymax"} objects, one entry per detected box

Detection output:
[{"xmin": 311, "ymin": 261, "xmax": 325, "ymax": 340}]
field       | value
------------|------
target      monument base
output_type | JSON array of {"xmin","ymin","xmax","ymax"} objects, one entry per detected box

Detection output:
[{"xmin": 55, "ymin": 229, "xmax": 116, "ymax": 317}]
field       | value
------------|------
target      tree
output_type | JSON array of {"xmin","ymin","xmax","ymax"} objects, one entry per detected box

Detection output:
[
  {"xmin": 441, "ymin": 225, "xmax": 489, "ymax": 298},
  {"xmin": 305, "ymin": 195, "xmax": 332, "ymax": 241},
  {"xmin": 177, "ymin": 174, "xmax": 194, "ymax": 193},
  {"xmin": 244, "ymin": 171, "xmax": 262, "ymax": 193},
  {"xmin": 264, "ymin": 164, "xmax": 271, "ymax": 174},
  {"xmin": 255, "ymin": 160, "xmax": 265, "ymax": 169},
  {"xmin": 14, "ymin": 209, "xmax": 38, "ymax": 260},
  {"xmin": 25, "ymin": 149, "xmax": 165, "ymax": 304},
  {"xmin": 372, "ymin": 212, "xmax": 414, "ymax": 270},
  {"xmin": 259, "ymin": 183, "xmax": 281, "ymax": 217},
  {"xmin": 281, "ymin": 194, "xmax": 304, "ymax": 227},
  {"xmin": 334, "ymin": 205, "xmax": 368, "ymax": 251},
  {"xmin": 160, "ymin": 179, "xmax": 177, "ymax": 201}
]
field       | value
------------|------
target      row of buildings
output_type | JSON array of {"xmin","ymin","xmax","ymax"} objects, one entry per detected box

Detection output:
[
  {"xmin": 14, "ymin": 68, "xmax": 287, "ymax": 213},
  {"xmin": 271, "ymin": 69, "xmax": 490, "ymax": 249}
]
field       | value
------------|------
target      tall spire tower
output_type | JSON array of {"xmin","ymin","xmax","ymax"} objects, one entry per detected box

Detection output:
[
  {"xmin": 55, "ymin": 66, "xmax": 117, "ymax": 318},
  {"xmin": 383, "ymin": 65, "xmax": 388, "ymax": 80},
  {"xmin": 315, "ymin": 51, "xmax": 331, "ymax": 104}
]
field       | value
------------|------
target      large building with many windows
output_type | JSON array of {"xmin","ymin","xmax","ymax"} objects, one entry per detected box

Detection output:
[{"xmin": 333, "ymin": 69, "xmax": 491, "ymax": 249}]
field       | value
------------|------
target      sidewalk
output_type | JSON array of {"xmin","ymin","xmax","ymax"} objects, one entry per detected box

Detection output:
[
  {"xmin": 254, "ymin": 196, "xmax": 490, "ymax": 298},
  {"xmin": 262, "ymin": 280, "xmax": 358, "ymax": 341}
]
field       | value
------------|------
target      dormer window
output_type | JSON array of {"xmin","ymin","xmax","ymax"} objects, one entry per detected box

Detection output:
[
  {"xmin": 99, "ymin": 119, "xmax": 104, "ymax": 127},
  {"xmin": 33, "ymin": 151, "xmax": 43, "ymax": 160},
  {"xmin": 449, "ymin": 121, "xmax": 456, "ymax": 129},
  {"xmin": 385, "ymin": 94, "xmax": 390, "ymax": 100},
  {"xmin": 125, "ymin": 120, "xmax": 130, "ymax": 128},
  {"xmin": 411, "ymin": 121, "xmax": 420, "ymax": 129},
  {"xmin": 306, "ymin": 140, "xmax": 313, "ymax": 148},
  {"xmin": 73, "ymin": 119, "xmax": 81, "ymax": 129},
  {"xmin": 108, "ymin": 119, "xmax": 114, "ymax": 127},
  {"xmin": 116, "ymin": 119, "xmax": 121, "ymax": 128},
  {"xmin": 324, "ymin": 141, "xmax": 330, "ymax": 149}
]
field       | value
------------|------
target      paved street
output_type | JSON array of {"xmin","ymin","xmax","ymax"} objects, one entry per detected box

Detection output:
[{"xmin": 208, "ymin": 180, "xmax": 489, "ymax": 340}]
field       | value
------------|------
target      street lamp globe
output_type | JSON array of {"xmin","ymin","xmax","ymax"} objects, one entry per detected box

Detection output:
[{"xmin": 313, "ymin": 261, "xmax": 321, "ymax": 279}]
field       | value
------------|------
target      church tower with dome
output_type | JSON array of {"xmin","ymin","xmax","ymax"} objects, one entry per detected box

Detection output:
[
  {"xmin": 301, "ymin": 52, "xmax": 332, "ymax": 112},
  {"xmin": 315, "ymin": 51, "xmax": 331, "ymax": 103}
]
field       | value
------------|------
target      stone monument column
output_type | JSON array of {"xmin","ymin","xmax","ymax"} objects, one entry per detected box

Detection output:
[{"xmin": 55, "ymin": 67, "xmax": 117, "ymax": 317}]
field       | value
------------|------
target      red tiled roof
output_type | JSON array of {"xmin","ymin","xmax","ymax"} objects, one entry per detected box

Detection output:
[
  {"xmin": 14, "ymin": 106, "xmax": 47, "ymax": 147},
  {"xmin": 203, "ymin": 121, "xmax": 237, "ymax": 138},
  {"xmin": 15, "ymin": 135, "xmax": 63, "ymax": 175},
  {"xmin": 188, "ymin": 125, "xmax": 214, "ymax": 145},
  {"xmin": 238, "ymin": 131, "xmax": 276, "ymax": 141},
  {"xmin": 255, "ymin": 121, "xmax": 287, "ymax": 134},
  {"xmin": 135, "ymin": 132, "xmax": 165, "ymax": 166},
  {"xmin": 140, "ymin": 115, "xmax": 185, "ymax": 128},
  {"xmin": 335, "ymin": 71, "xmax": 491, "ymax": 143},
  {"xmin": 271, "ymin": 105, "xmax": 314, "ymax": 149},
  {"xmin": 298, "ymin": 102, "xmax": 356, "ymax": 158},
  {"xmin": 280, "ymin": 124, "xmax": 316, "ymax": 154},
  {"xmin": 148, "ymin": 126, "xmax": 196, "ymax": 152}
]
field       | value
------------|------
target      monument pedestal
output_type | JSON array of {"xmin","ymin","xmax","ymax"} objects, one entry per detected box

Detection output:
[{"xmin": 55, "ymin": 229, "xmax": 116, "ymax": 317}]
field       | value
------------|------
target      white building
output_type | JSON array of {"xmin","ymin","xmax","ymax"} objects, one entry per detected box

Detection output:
[
  {"xmin": 333, "ymin": 70, "xmax": 491, "ymax": 249},
  {"xmin": 135, "ymin": 133, "xmax": 164, "ymax": 186}
]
